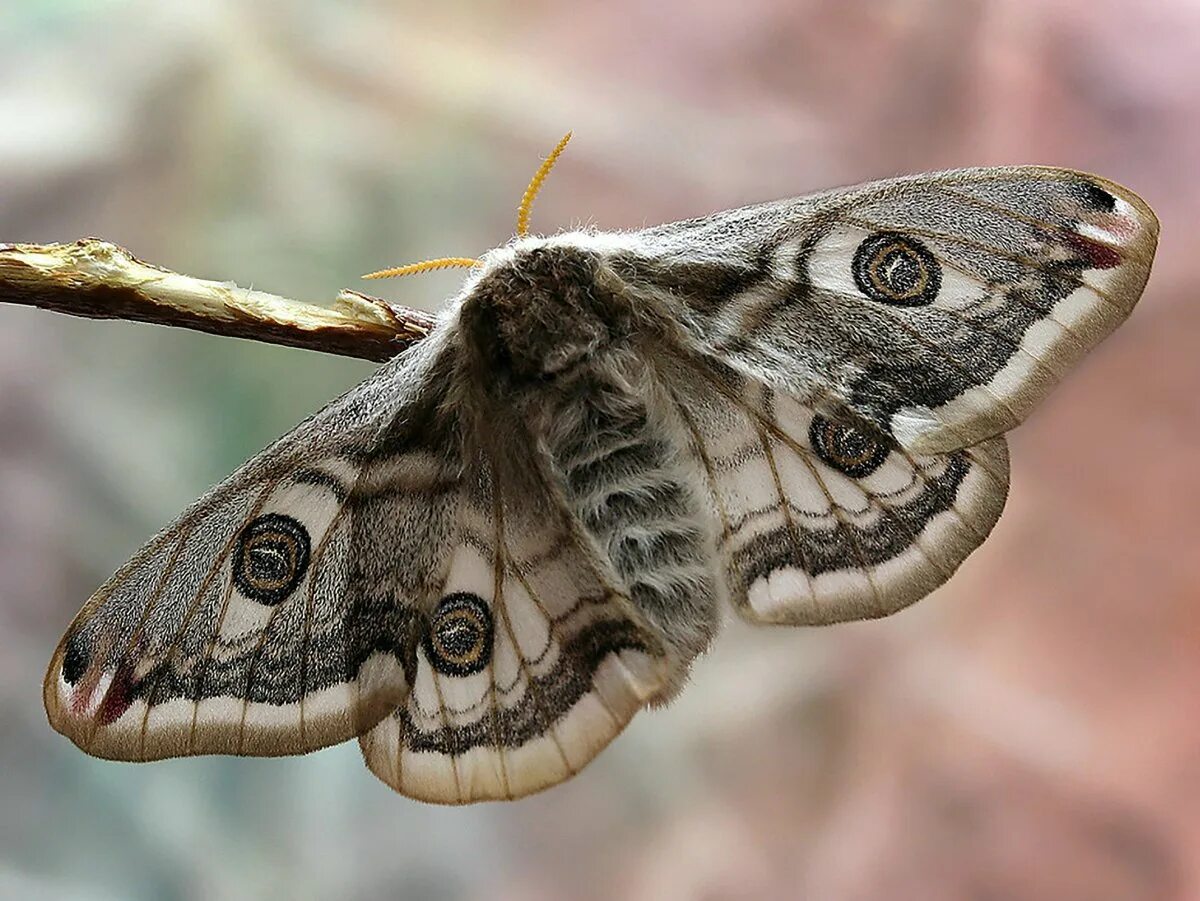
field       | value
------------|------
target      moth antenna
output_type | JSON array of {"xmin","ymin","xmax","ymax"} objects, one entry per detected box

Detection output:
[
  {"xmin": 515, "ymin": 131, "xmax": 572, "ymax": 237},
  {"xmin": 362, "ymin": 133, "xmax": 571, "ymax": 279},
  {"xmin": 362, "ymin": 257, "xmax": 480, "ymax": 280}
]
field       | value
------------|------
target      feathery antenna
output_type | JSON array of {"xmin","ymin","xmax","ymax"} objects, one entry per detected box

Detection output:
[
  {"xmin": 363, "ymin": 132, "xmax": 573, "ymax": 281},
  {"xmin": 516, "ymin": 131, "xmax": 572, "ymax": 237},
  {"xmin": 362, "ymin": 257, "xmax": 479, "ymax": 280}
]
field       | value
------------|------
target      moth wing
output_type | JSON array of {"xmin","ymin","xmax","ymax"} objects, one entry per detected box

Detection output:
[
  {"xmin": 46, "ymin": 330, "xmax": 671, "ymax": 801},
  {"xmin": 662, "ymin": 357, "xmax": 1008, "ymax": 625},
  {"xmin": 626, "ymin": 167, "xmax": 1158, "ymax": 454},
  {"xmin": 42, "ymin": 337, "xmax": 457, "ymax": 761},
  {"xmin": 358, "ymin": 455, "xmax": 670, "ymax": 804}
]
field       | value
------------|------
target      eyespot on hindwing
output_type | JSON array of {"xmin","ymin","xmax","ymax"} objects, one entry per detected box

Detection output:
[{"xmin": 809, "ymin": 414, "xmax": 890, "ymax": 477}]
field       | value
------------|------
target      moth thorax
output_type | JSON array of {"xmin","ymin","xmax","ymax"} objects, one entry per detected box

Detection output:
[{"xmin": 467, "ymin": 245, "xmax": 629, "ymax": 380}]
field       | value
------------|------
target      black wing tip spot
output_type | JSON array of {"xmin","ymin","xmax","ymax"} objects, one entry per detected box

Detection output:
[
  {"xmin": 1081, "ymin": 181, "xmax": 1117, "ymax": 213},
  {"xmin": 62, "ymin": 632, "xmax": 90, "ymax": 685}
]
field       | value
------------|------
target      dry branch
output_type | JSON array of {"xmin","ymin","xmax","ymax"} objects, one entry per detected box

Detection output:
[{"xmin": 0, "ymin": 238, "xmax": 436, "ymax": 362}]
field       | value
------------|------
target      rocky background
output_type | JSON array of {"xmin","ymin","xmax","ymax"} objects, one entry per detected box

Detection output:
[{"xmin": 1, "ymin": 1, "xmax": 1197, "ymax": 898}]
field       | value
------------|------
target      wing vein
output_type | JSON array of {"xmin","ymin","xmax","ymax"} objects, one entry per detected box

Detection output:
[
  {"xmin": 489, "ymin": 479, "xmax": 514, "ymax": 801},
  {"xmin": 137, "ymin": 480, "xmax": 279, "ymax": 759},
  {"xmin": 937, "ymin": 185, "xmax": 1153, "ymax": 267},
  {"xmin": 489, "ymin": 462, "xmax": 578, "ymax": 780}
]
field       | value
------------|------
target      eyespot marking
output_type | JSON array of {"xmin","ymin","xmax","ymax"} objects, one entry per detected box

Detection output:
[
  {"xmin": 852, "ymin": 232, "xmax": 941, "ymax": 307},
  {"xmin": 424, "ymin": 593, "xmax": 494, "ymax": 677},
  {"xmin": 232, "ymin": 513, "xmax": 311, "ymax": 605},
  {"xmin": 809, "ymin": 415, "xmax": 890, "ymax": 477}
]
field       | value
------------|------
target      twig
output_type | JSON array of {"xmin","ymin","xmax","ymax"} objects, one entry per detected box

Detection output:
[{"xmin": 0, "ymin": 238, "xmax": 436, "ymax": 362}]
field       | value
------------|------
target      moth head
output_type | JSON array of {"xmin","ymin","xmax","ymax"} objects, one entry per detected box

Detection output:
[
  {"xmin": 361, "ymin": 133, "xmax": 631, "ymax": 381},
  {"xmin": 463, "ymin": 243, "xmax": 630, "ymax": 381}
]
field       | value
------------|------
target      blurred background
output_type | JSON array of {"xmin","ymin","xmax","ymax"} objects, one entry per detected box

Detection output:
[{"xmin": 1, "ymin": 1, "xmax": 1197, "ymax": 898}]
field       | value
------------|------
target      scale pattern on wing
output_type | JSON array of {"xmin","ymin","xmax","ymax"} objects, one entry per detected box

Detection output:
[
  {"xmin": 664, "ymin": 357, "xmax": 1009, "ymax": 625},
  {"xmin": 358, "ymin": 456, "xmax": 669, "ymax": 804},
  {"xmin": 619, "ymin": 167, "xmax": 1158, "ymax": 454},
  {"xmin": 47, "ymin": 336, "xmax": 671, "ymax": 804},
  {"xmin": 43, "ymin": 340, "xmax": 459, "ymax": 761}
]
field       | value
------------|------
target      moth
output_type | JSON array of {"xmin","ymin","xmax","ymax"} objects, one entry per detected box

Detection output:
[{"xmin": 43, "ymin": 135, "xmax": 1158, "ymax": 803}]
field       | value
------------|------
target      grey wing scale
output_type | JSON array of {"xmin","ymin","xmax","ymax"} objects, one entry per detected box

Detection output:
[
  {"xmin": 607, "ymin": 167, "xmax": 1154, "ymax": 623},
  {"xmin": 619, "ymin": 167, "xmax": 1158, "ymax": 454},
  {"xmin": 44, "ymin": 163, "xmax": 1157, "ymax": 802}
]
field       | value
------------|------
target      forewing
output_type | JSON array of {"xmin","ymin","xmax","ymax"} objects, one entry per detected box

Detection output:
[
  {"xmin": 359, "ymin": 455, "xmax": 670, "ymax": 804},
  {"xmin": 662, "ymin": 357, "xmax": 1008, "ymax": 625},
  {"xmin": 624, "ymin": 167, "xmax": 1158, "ymax": 454},
  {"xmin": 44, "ymin": 337, "xmax": 456, "ymax": 761}
]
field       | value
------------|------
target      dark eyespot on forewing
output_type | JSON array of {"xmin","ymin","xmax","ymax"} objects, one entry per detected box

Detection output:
[
  {"xmin": 424, "ymin": 592, "xmax": 494, "ymax": 677},
  {"xmin": 809, "ymin": 414, "xmax": 890, "ymax": 477},
  {"xmin": 232, "ymin": 513, "xmax": 311, "ymax": 605},
  {"xmin": 852, "ymin": 232, "xmax": 941, "ymax": 307}
]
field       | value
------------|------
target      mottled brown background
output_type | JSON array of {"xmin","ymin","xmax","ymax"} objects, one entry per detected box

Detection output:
[{"xmin": 1, "ymin": 1, "xmax": 1197, "ymax": 899}]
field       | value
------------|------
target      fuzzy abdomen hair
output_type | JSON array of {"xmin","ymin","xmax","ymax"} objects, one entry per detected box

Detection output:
[{"xmin": 524, "ymin": 352, "xmax": 721, "ymax": 693}]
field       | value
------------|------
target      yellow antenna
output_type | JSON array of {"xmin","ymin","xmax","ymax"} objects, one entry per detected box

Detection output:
[
  {"xmin": 516, "ymin": 131, "xmax": 572, "ymax": 237},
  {"xmin": 362, "ymin": 256, "xmax": 479, "ymax": 280},
  {"xmin": 363, "ymin": 131, "xmax": 573, "ymax": 281}
]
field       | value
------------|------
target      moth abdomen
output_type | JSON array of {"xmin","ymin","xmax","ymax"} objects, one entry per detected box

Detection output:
[{"xmin": 530, "ymin": 361, "xmax": 720, "ymax": 681}]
